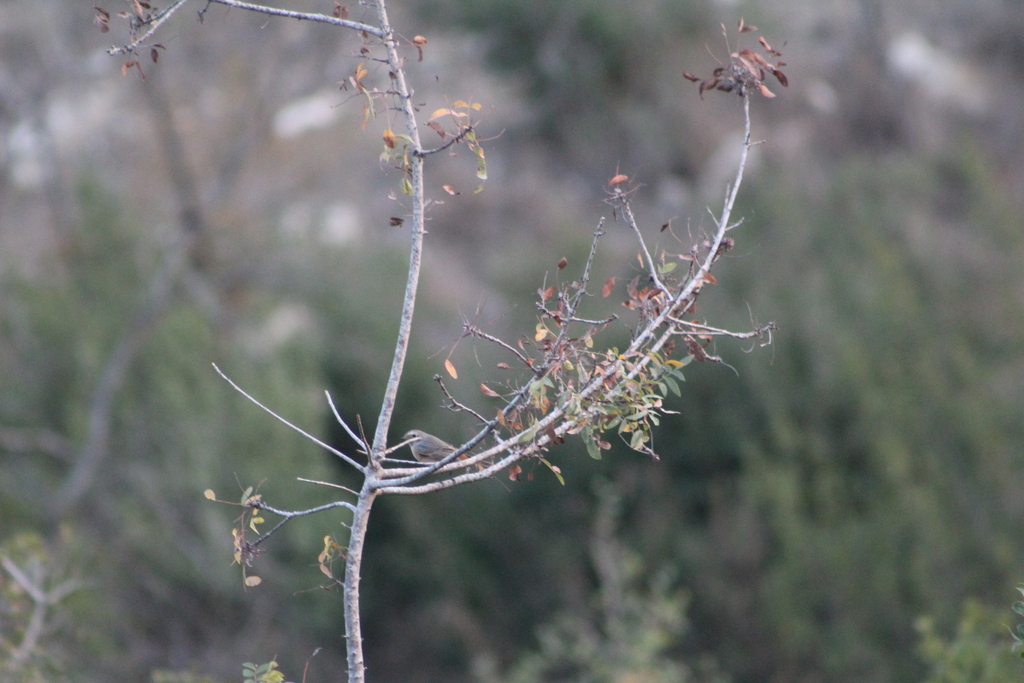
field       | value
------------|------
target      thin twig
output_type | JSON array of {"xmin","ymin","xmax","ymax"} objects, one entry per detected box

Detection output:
[
  {"xmin": 435, "ymin": 375, "xmax": 490, "ymax": 424},
  {"xmin": 208, "ymin": 0, "xmax": 382, "ymax": 37},
  {"xmin": 416, "ymin": 124, "xmax": 475, "ymax": 157},
  {"xmin": 248, "ymin": 500, "xmax": 357, "ymax": 548},
  {"xmin": 465, "ymin": 324, "xmax": 535, "ymax": 369},
  {"xmin": 107, "ymin": 0, "xmax": 191, "ymax": 56},
  {"xmin": 616, "ymin": 198, "xmax": 667, "ymax": 292},
  {"xmin": 297, "ymin": 478, "xmax": 360, "ymax": 496},
  {"xmin": 325, "ymin": 391, "xmax": 370, "ymax": 454},
  {"xmin": 213, "ymin": 364, "xmax": 366, "ymax": 472}
]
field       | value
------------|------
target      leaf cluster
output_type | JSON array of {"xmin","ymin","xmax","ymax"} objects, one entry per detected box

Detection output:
[{"xmin": 683, "ymin": 20, "xmax": 789, "ymax": 99}]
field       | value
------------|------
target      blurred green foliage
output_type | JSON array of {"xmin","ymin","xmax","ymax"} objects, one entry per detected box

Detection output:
[
  {"xmin": 0, "ymin": 532, "xmax": 78, "ymax": 683},
  {"xmin": 917, "ymin": 600, "xmax": 1020, "ymax": 683},
  {"xmin": 415, "ymin": 0, "xmax": 714, "ymax": 176}
]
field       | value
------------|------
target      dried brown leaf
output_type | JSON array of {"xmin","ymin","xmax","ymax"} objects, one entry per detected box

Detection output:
[
  {"xmin": 480, "ymin": 383, "xmax": 499, "ymax": 397},
  {"xmin": 427, "ymin": 120, "xmax": 446, "ymax": 139},
  {"xmin": 741, "ymin": 49, "xmax": 769, "ymax": 68},
  {"xmin": 686, "ymin": 337, "xmax": 707, "ymax": 362},
  {"xmin": 557, "ymin": 257, "xmax": 568, "ymax": 270},
  {"xmin": 444, "ymin": 359, "xmax": 458, "ymax": 379},
  {"xmin": 759, "ymin": 36, "xmax": 782, "ymax": 56}
]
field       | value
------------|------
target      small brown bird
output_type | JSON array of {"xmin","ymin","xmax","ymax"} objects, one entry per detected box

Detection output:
[{"xmin": 403, "ymin": 430, "xmax": 463, "ymax": 463}]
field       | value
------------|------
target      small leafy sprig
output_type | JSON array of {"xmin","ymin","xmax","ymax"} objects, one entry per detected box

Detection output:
[
  {"xmin": 684, "ymin": 19, "xmax": 789, "ymax": 99},
  {"xmin": 242, "ymin": 659, "xmax": 286, "ymax": 683},
  {"xmin": 1011, "ymin": 584, "xmax": 1024, "ymax": 660}
]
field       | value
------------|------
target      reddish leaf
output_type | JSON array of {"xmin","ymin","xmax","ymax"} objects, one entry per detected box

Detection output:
[
  {"xmin": 703, "ymin": 272, "xmax": 718, "ymax": 285},
  {"xmin": 480, "ymin": 383, "xmax": 499, "ymax": 397},
  {"xmin": 608, "ymin": 174, "xmax": 629, "ymax": 186},
  {"xmin": 442, "ymin": 185, "xmax": 459, "ymax": 195},
  {"xmin": 496, "ymin": 362, "xmax": 511, "ymax": 370},
  {"xmin": 682, "ymin": 71, "xmax": 700, "ymax": 82},
  {"xmin": 541, "ymin": 285, "xmax": 556, "ymax": 302},
  {"xmin": 444, "ymin": 359, "xmax": 458, "ymax": 379},
  {"xmin": 545, "ymin": 426, "xmax": 564, "ymax": 446},
  {"xmin": 93, "ymin": 6, "xmax": 110, "ymax": 31},
  {"xmin": 758, "ymin": 83, "xmax": 776, "ymax": 98},
  {"xmin": 508, "ymin": 464, "xmax": 522, "ymax": 481},
  {"xmin": 121, "ymin": 60, "xmax": 145, "ymax": 79},
  {"xmin": 772, "ymin": 68, "xmax": 789, "ymax": 87},
  {"xmin": 740, "ymin": 49, "xmax": 769, "ymax": 68},
  {"xmin": 557, "ymin": 257, "xmax": 568, "ymax": 270},
  {"xmin": 427, "ymin": 120, "xmax": 446, "ymax": 139},
  {"xmin": 759, "ymin": 36, "xmax": 782, "ymax": 56},
  {"xmin": 738, "ymin": 18, "xmax": 756, "ymax": 32},
  {"xmin": 699, "ymin": 78, "xmax": 718, "ymax": 99},
  {"xmin": 389, "ymin": 217, "xmax": 404, "ymax": 227}
]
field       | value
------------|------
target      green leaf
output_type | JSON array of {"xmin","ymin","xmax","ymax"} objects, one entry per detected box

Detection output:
[
  {"xmin": 539, "ymin": 457, "xmax": 565, "ymax": 485},
  {"xmin": 586, "ymin": 439, "xmax": 601, "ymax": 460}
]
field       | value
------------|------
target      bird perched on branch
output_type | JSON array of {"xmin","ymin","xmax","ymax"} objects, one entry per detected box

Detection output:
[{"xmin": 402, "ymin": 430, "xmax": 464, "ymax": 463}]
